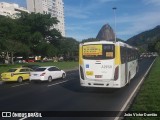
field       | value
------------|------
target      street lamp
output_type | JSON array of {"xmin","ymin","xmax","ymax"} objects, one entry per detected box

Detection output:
[
  {"xmin": 33, "ymin": 0, "xmax": 36, "ymax": 12},
  {"xmin": 112, "ymin": 7, "xmax": 117, "ymax": 42}
]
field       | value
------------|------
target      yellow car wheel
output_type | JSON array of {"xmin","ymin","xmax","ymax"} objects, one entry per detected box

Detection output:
[{"xmin": 17, "ymin": 77, "xmax": 23, "ymax": 83}]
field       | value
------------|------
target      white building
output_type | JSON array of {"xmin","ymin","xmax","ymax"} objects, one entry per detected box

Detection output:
[
  {"xmin": 26, "ymin": 0, "xmax": 65, "ymax": 37},
  {"xmin": 0, "ymin": 2, "xmax": 29, "ymax": 19}
]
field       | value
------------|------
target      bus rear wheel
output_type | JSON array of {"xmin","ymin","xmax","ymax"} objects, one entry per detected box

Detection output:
[
  {"xmin": 127, "ymin": 73, "xmax": 131, "ymax": 86},
  {"xmin": 136, "ymin": 66, "xmax": 139, "ymax": 73}
]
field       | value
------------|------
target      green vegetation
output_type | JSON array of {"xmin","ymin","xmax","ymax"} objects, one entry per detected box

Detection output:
[
  {"xmin": 155, "ymin": 42, "xmax": 160, "ymax": 54},
  {"xmin": 81, "ymin": 38, "xmax": 99, "ymax": 43},
  {"xmin": 0, "ymin": 62, "xmax": 78, "ymax": 80},
  {"xmin": 126, "ymin": 25, "xmax": 160, "ymax": 54},
  {"xmin": 126, "ymin": 57, "xmax": 160, "ymax": 120},
  {"xmin": 0, "ymin": 13, "xmax": 79, "ymax": 64}
]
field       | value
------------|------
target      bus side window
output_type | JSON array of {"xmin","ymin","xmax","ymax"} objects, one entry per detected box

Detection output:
[
  {"xmin": 120, "ymin": 47, "xmax": 126, "ymax": 64},
  {"xmin": 128, "ymin": 48, "xmax": 131, "ymax": 62}
]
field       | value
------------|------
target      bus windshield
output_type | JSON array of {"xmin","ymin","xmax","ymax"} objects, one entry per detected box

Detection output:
[{"xmin": 82, "ymin": 44, "xmax": 115, "ymax": 60}]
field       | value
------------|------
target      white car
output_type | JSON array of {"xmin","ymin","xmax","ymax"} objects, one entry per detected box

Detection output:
[{"xmin": 29, "ymin": 66, "xmax": 66, "ymax": 82}]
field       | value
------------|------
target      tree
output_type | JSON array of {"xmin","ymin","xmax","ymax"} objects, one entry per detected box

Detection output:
[
  {"xmin": 81, "ymin": 38, "xmax": 99, "ymax": 43},
  {"xmin": 46, "ymin": 44, "xmax": 58, "ymax": 57},
  {"xmin": 0, "ymin": 16, "xmax": 21, "ymax": 64},
  {"xmin": 59, "ymin": 37, "xmax": 79, "ymax": 60},
  {"xmin": 0, "ymin": 13, "xmax": 65, "ymax": 63},
  {"xmin": 18, "ymin": 12, "xmax": 61, "ymax": 39},
  {"xmin": 4, "ymin": 40, "xmax": 30, "ymax": 64},
  {"xmin": 137, "ymin": 46, "xmax": 146, "ymax": 54},
  {"xmin": 155, "ymin": 41, "xmax": 160, "ymax": 55},
  {"xmin": 17, "ymin": 12, "xmax": 62, "ymax": 56}
]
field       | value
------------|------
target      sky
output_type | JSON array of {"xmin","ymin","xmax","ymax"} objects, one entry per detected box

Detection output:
[{"xmin": 1, "ymin": 0, "xmax": 160, "ymax": 41}]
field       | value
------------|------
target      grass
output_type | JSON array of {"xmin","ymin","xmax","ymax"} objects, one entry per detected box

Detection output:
[
  {"xmin": 0, "ymin": 61, "xmax": 78, "ymax": 78},
  {"xmin": 126, "ymin": 57, "xmax": 160, "ymax": 120}
]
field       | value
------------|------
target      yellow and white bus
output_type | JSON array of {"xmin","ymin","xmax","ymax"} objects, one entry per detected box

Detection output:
[{"xmin": 79, "ymin": 41, "xmax": 139, "ymax": 88}]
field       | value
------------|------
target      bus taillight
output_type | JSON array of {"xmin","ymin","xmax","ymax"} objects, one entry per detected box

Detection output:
[{"xmin": 114, "ymin": 66, "xmax": 119, "ymax": 80}]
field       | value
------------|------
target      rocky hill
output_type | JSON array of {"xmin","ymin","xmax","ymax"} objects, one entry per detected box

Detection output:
[
  {"xmin": 82, "ymin": 25, "xmax": 160, "ymax": 52},
  {"xmin": 82, "ymin": 24, "xmax": 123, "ymax": 43},
  {"xmin": 96, "ymin": 24, "xmax": 115, "ymax": 41}
]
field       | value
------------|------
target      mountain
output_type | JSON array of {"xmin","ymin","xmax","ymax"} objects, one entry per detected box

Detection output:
[
  {"xmin": 96, "ymin": 24, "xmax": 115, "ymax": 41},
  {"xmin": 81, "ymin": 24, "xmax": 124, "ymax": 43},
  {"xmin": 126, "ymin": 25, "xmax": 160, "ymax": 48}
]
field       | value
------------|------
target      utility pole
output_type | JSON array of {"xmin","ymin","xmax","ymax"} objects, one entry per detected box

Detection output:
[
  {"xmin": 112, "ymin": 7, "xmax": 117, "ymax": 42},
  {"xmin": 33, "ymin": 0, "xmax": 36, "ymax": 12}
]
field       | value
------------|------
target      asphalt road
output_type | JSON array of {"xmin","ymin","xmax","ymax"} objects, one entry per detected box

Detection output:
[{"xmin": 0, "ymin": 57, "xmax": 156, "ymax": 120}]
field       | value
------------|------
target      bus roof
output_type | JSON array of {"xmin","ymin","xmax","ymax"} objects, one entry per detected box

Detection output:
[
  {"xmin": 82, "ymin": 40, "xmax": 115, "ymax": 45},
  {"xmin": 81, "ymin": 40, "xmax": 138, "ymax": 50}
]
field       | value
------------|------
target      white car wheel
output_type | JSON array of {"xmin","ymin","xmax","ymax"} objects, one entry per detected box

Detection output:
[
  {"xmin": 48, "ymin": 76, "xmax": 52, "ymax": 82},
  {"xmin": 62, "ymin": 73, "xmax": 66, "ymax": 79}
]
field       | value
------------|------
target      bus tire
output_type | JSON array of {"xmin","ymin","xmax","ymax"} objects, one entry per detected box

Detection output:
[
  {"xmin": 136, "ymin": 66, "xmax": 139, "ymax": 73},
  {"xmin": 127, "ymin": 73, "xmax": 131, "ymax": 86},
  {"xmin": 17, "ymin": 77, "xmax": 23, "ymax": 83}
]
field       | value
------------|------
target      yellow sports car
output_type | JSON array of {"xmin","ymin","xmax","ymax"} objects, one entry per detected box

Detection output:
[{"xmin": 1, "ymin": 68, "xmax": 32, "ymax": 82}]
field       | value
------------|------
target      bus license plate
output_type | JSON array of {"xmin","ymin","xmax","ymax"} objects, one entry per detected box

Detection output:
[
  {"xmin": 95, "ymin": 75, "xmax": 102, "ymax": 78},
  {"xmin": 86, "ymin": 71, "xmax": 93, "ymax": 76}
]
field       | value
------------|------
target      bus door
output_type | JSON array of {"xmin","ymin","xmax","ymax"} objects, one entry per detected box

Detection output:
[{"xmin": 125, "ymin": 47, "xmax": 128, "ymax": 84}]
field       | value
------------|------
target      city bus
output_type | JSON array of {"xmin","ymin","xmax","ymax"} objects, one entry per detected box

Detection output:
[{"xmin": 79, "ymin": 41, "xmax": 139, "ymax": 88}]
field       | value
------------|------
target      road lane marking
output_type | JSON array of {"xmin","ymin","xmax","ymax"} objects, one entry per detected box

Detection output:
[
  {"xmin": 114, "ymin": 58, "xmax": 156, "ymax": 120},
  {"xmin": 19, "ymin": 117, "xmax": 28, "ymax": 120},
  {"xmin": 47, "ymin": 80, "xmax": 69, "ymax": 87},
  {"xmin": 12, "ymin": 83, "xmax": 29, "ymax": 88}
]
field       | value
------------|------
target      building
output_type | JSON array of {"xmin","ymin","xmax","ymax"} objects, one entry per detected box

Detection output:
[
  {"xmin": 26, "ymin": 0, "xmax": 65, "ymax": 36},
  {"xmin": 0, "ymin": 2, "xmax": 29, "ymax": 19}
]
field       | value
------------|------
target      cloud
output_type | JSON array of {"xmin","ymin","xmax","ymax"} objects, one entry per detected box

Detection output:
[
  {"xmin": 116, "ymin": 11, "xmax": 160, "ymax": 39},
  {"xmin": 143, "ymin": 0, "xmax": 160, "ymax": 6},
  {"xmin": 65, "ymin": 0, "xmax": 160, "ymax": 40},
  {"xmin": 72, "ymin": 10, "xmax": 160, "ymax": 40}
]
